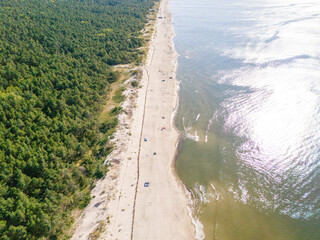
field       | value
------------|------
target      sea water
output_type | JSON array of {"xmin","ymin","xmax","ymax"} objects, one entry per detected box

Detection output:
[{"xmin": 170, "ymin": 0, "xmax": 320, "ymax": 239}]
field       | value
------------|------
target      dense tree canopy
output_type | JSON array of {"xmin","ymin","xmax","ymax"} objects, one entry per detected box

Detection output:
[{"xmin": 0, "ymin": 0, "xmax": 156, "ymax": 239}]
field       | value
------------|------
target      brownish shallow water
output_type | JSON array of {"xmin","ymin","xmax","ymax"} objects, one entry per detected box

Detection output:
[{"xmin": 171, "ymin": 0, "xmax": 320, "ymax": 239}]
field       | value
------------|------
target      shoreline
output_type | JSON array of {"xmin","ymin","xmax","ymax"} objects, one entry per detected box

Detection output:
[{"xmin": 71, "ymin": 0, "xmax": 195, "ymax": 239}]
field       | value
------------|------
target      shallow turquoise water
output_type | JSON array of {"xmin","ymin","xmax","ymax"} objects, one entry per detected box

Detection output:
[{"xmin": 170, "ymin": 0, "xmax": 320, "ymax": 239}]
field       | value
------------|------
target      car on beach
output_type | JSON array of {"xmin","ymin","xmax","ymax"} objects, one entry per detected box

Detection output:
[{"xmin": 144, "ymin": 182, "xmax": 150, "ymax": 187}]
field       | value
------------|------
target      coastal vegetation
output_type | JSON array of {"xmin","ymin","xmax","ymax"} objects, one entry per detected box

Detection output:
[{"xmin": 0, "ymin": 0, "xmax": 156, "ymax": 239}]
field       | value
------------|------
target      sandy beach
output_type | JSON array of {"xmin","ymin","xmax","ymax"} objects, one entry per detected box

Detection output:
[{"xmin": 71, "ymin": 0, "xmax": 195, "ymax": 239}]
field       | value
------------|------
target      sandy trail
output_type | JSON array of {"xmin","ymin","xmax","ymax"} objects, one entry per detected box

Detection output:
[
  {"xmin": 71, "ymin": 0, "xmax": 195, "ymax": 239},
  {"xmin": 132, "ymin": 0, "xmax": 194, "ymax": 239}
]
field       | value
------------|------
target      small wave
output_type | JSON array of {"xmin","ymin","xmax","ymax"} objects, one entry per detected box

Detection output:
[
  {"xmin": 186, "ymin": 131, "xmax": 200, "ymax": 142},
  {"xmin": 194, "ymin": 183, "xmax": 210, "ymax": 204},
  {"xmin": 207, "ymin": 112, "xmax": 218, "ymax": 131},
  {"xmin": 195, "ymin": 130, "xmax": 199, "ymax": 141},
  {"xmin": 183, "ymin": 116, "xmax": 201, "ymax": 142},
  {"xmin": 191, "ymin": 213, "xmax": 205, "ymax": 240},
  {"xmin": 182, "ymin": 185, "xmax": 205, "ymax": 240},
  {"xmin": 204, "ymin": 112, "xmax": 218, "ymax": 143},
  {"xmin": 196, "ymin": 113, "xmax": 200, "ymax": 121},
  {"xmin": 182, "ymin": 116, "xmax": 190, "ymax": 137},
  {"xmin": 210, "ymin": 183, "xmax": 222, "ymax": 201}
]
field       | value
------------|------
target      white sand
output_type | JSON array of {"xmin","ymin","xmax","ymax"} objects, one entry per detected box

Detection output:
[{"xmin": 71, "ymin": 0, "xmax": 195, "ymax": 239}]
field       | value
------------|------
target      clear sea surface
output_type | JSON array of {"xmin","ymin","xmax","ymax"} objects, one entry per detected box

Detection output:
[{"xmin": 169, "ymin": 0, "xmax": 320, "ymax": 239}]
